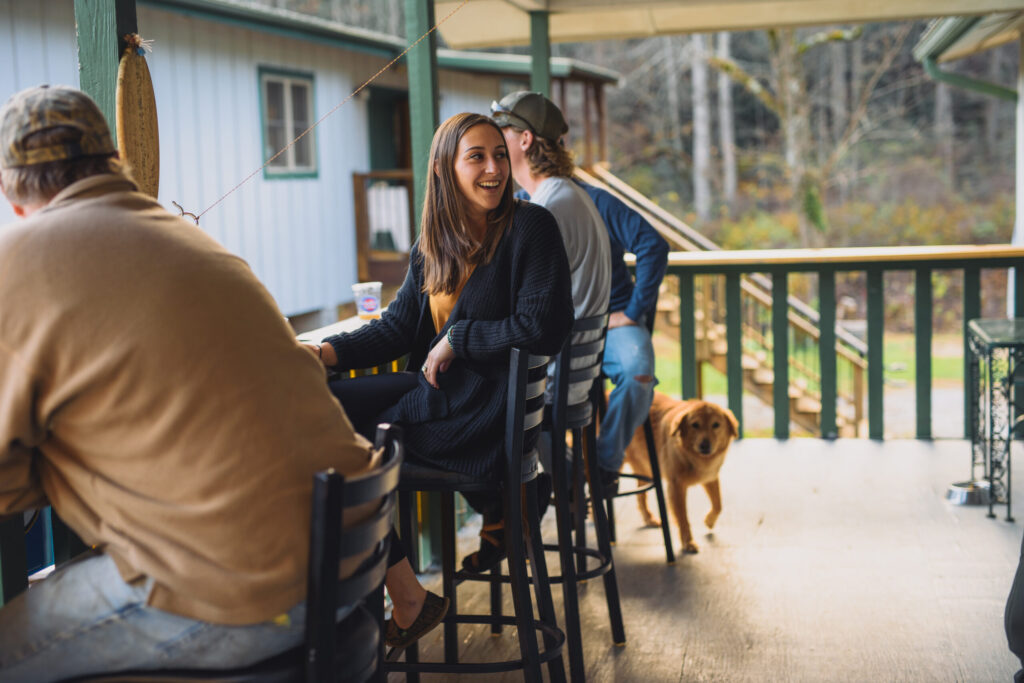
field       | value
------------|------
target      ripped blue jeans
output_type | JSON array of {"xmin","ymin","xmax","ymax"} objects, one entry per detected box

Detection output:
[
  {"xmin": 0, "ymin": 551, "xmax": 311, "ymax": 682},
  {"xmin": 597, "ymin": 321, "xmax": 657, "ymax": 472}
]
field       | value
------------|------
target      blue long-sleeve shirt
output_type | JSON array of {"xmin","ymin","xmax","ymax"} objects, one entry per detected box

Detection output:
[{"xmin": 516, "ymin": 181, "xmax": 669, "ymax": 323}]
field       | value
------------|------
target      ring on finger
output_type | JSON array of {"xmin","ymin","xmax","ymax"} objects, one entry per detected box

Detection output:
[{"xmin": 421, "ymin": 363, "xmax": 428, "ymax": 372}]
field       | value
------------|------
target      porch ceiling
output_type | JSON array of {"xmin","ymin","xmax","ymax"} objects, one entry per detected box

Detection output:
[{"xmin": 434, "ymin": 0, "xmax": 1024, "ymax": 49}]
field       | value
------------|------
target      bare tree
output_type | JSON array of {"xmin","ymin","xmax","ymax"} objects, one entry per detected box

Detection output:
[
  {"xmin": 663, "ymin": 36, "xmax": 686, "ymax": 158},
  {"xmin": 717, "ymin": 32, "xmax": 737, "ymax": 210},
  {"xmin": 692, "ymin": 34, "xmax": 712, "ymax": 222},
  {"xmin": 710, "ymin": 24, "xmax": 909, "ymax": 246},
  {"xmin": 830, "ymin": 39, "xmax": 849, "ymax": 143},
  {"xmin": 935, "ymin": 81, "xmax": 954, "ymax": 187},
  {"xmin": 985, "ymin": 48, "xmax": 1001, "ymax": 159}
]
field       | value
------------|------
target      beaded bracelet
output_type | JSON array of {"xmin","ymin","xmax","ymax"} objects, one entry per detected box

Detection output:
[{"xmin": 446, "ymin": 323, "xmax": 456, "ymax": 351}]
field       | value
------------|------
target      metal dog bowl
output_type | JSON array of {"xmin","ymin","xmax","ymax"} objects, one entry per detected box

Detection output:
[{"xmin": 946, "ymin": 480, "xmax": 992, "ymax": 506}]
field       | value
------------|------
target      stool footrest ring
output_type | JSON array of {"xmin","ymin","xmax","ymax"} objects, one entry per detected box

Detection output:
[{"xmin": 384, "ymin": 614, "xmax": 565, "ymax": 674}]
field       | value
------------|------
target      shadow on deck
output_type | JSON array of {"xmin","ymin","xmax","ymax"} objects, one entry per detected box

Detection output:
[{"xmin": 390, "ymin": 439, "xmax": 1022, "ymax": 682}]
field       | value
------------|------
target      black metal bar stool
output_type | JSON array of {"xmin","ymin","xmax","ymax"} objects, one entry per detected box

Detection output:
[
  {"xmin": 466, "ymin": 314, "xmax": 626, "ymax": 683},
  {"xmin": 386, "ymin": 348, "xmax": 566, "ymax": 683},
  {"xmin": 548, "ymin": 313, "xmax": 625, "ymax": 681},
  {"xmin": 66, "ymin": 423, "xmax": 405, "ymax": 683},
  {"xmin": 600, "ymin": 314, "xmax": 675, "ymax": 564}
]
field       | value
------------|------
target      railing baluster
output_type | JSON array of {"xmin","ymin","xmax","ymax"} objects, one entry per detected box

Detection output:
[
  {"xmin": 915, "ymin": 268, "xmax": 933, "ymax": 440},
  {"xmin": 963, "ymin": 266, "xmax": 981, "ymax": 439},
  {"xmin": 725, "ymin": 272, "xmax": 743, "ymax": 437},
  {"xmin": 867, "ymin": 267, "xmax": 884, "ymax": 439},
  {"xmin": 679, "ymin": 272, "xmax": 697, "ymax": 400},
  {"xmin": 772, "ymin": 271, "xmax": 789, "ymax": 438},
  {"xmin": 819, "ymin": 269, "xmax": 837, "ymax": 439},
  {"xmin": 1016, "ymin": 264, "xmax": 1024, "ymax": 317}
]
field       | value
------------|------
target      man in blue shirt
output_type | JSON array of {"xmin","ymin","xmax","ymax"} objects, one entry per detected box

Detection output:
[
  {"xmin": 511, "ymin": 173, "xmax": 669, "ymax": 494},
  {"xmin": 580, "ymin": 182, "xmax": 669, "ymax": 493}
]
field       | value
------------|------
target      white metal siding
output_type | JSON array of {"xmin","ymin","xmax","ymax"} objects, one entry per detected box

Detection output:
[{"xmin": 0, "ymin": 2, "xmax": 505, "ymax": 317}]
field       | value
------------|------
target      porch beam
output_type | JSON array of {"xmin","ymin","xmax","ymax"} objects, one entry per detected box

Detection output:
[
  {"xmin": 435, "ymin": 0, "xmax": 1024, "ymax": 50},
  {"xmin": 529, "ymin": 11, "xmax": 551, "ymax": 96},
  {"xmin": 405, "ymin": 0, "xmax": 439, "ymax": 227},
  {"xmin": 74, "ymin": 0, "xmax": 138, "ymax": 143}
]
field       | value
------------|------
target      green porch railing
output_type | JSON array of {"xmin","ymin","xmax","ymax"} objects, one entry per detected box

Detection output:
[{"xmin": 664, "ymin": 244, "xmax": 1024, "ymax": 440}]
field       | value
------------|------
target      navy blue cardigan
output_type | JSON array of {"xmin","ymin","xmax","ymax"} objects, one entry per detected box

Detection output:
[{"xmin": 324, "ymin": 201, "xmax": 573, "ymax": 477}]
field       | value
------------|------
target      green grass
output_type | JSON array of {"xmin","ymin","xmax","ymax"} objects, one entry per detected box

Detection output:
[{"xmin": 652, "ymin": 331, "xmax": 964, "ymax": 398}]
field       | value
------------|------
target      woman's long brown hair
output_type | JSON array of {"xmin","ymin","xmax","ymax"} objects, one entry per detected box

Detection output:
[{"xmin": 419, "ymin": 113, "xmax": 515, "ymax": 295}]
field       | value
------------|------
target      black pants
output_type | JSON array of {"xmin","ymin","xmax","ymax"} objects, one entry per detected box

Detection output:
[{"xmin": 329, "ymin": 372, "xmax": 502, "ymax": 560}]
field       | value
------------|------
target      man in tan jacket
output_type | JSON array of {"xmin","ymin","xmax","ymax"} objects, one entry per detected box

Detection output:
[{"xmin": 0, "ymin": 85, "xmax": 375, "ymax": 680}]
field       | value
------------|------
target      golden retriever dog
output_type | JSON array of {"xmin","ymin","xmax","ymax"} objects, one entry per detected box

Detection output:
[{"xmin": 622, "ymin": 392, "xmax": 738, "ymax": 554}]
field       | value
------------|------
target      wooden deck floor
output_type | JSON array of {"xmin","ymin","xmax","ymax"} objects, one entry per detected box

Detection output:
[{"xmin": 391, "ymin": 439, "xmax": 1024, "ymax": 682}]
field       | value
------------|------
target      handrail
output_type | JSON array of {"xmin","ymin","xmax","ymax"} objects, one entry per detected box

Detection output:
[
  {"xmin": 358, "ymin": 169, "xmax": 414, "ymax": 180},
  {"xmin": 583, "ymin": 164, "xmax": 870, "ymax": 433},
  {"xmin": 665, "ymin": 245, "xmax": 1024, "ymax": 440},
  {"xmin": 662, "ymin": 244, "xmax": 1024, "ymax": 267},
  {"xmin": 583, "ymin": 165, "xmax": 868, "ymax": 357},
  {"xmin": 582, "ymin": 165, "xmax": 720, "ymax": 251}
]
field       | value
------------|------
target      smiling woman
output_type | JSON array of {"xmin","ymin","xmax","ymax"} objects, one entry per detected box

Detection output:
[{"xmin": 309, "ymin": 112, "xmax": 574, "ymax": 576}]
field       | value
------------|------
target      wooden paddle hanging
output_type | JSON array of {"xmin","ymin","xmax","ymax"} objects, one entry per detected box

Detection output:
[{"xmin": 116, "ymin": 33, "xmax": 159, "ymax": 199}]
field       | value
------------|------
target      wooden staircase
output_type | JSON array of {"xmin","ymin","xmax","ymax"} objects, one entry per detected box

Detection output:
[{"xmin": 577, "ymin": 165, "xmax": 866, "ymax": 437}]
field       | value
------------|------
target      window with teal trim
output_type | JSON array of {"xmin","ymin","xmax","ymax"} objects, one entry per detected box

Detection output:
[{"xmin": 260, "ymin": 70, "xmax": 316, "ymax": 177}]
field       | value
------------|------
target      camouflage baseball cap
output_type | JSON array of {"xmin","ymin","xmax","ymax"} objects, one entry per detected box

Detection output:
[
  {"xmin": 491, "ymin": 91, "xmax": 568, "ymax": 141},
  {"xmin": 0, "ymin": 85, "xmax": 115, "ymax": 169}
]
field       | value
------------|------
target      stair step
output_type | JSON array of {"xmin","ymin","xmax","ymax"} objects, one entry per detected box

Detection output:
[
  {"xmin": 795, "ymin": 397, "xmax": 822, "ymax": 415},
  {"xmin": 712, "ymin": 340, "xmax": 728, "ymax": 356},
  {"xmin": 752, "ymin": 369, "xmax": 773, "ymax": 385},
  {"xmin": 741, "ymin": 355, "xmax": 759, "ymax": 370}
]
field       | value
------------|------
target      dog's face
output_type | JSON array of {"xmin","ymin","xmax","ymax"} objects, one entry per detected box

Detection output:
[{"xmin": 669, "ymin": 401, "xmax": 739, "ymax": 459}]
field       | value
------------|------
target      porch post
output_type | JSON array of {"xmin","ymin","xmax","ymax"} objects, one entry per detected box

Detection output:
[
  {"xmin": 405, "ymin": 0, "xmax": 439, "ymax": 230},
  {"xmin": 74, "ymin": 0, "xmax": 137, "ymax": 144},
  {"xmin": 530, "ymin": 11, "xmax": 551, "ymax": 96}
]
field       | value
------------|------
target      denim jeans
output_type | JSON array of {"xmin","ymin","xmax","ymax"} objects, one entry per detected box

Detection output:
[
  {"xmin": 0, "ymin": 551, "xmax": 311, "ymax": 682},
  {"xmin": 597, "ymin": 321, "xmax": 657, "ymax": 472}
]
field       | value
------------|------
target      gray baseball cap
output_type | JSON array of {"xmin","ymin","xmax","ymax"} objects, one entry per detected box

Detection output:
[
  {"xmin": 0, "ymin": 85, "xmax": 115, "ymax": 169},
  {"xmin": 491, "ymin": 91, "xmax": 568, "ymax": 141}
]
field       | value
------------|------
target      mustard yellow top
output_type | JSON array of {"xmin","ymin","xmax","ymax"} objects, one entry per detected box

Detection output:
[{"xmin": 429, "ymin": 264, "xmax": 475, "ymax": 333}]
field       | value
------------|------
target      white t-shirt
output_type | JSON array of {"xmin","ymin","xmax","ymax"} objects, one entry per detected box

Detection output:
[
  {"xmin": 530, "ymin": 176, "xmax": 611, "ymax": 321},
  {"xmin": 529, "ymin": 176, "xmax": 611, "ymax": 405}
]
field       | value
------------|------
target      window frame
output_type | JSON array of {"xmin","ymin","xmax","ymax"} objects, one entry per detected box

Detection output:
[{"xmin": 258, "ymin": 67, "xmax": 318, "ymax": 180}]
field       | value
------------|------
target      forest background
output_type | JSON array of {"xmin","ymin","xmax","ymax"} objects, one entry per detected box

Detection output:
[{"xmin": 260, "ymin": 1, "xmax": 1017, "ymax": 336}]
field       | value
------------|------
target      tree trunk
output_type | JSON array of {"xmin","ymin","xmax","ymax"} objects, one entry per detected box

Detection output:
[
  {"xmin": 830, "ymin": 38, "xmax": 849, "ymax": 203},
  {"xmin": 692, "ymin": 34, "xmax": 712, "ymax": 222},
  {"xmin": 774, "ymin": 29, "xmax": 813, "ymax": 245},
  {"xmin": 830, "ymin": 39, "xmax": 848, "ymax": 143},
  {"xmin": 849, "ymin": 35, "xmax": 864, "ymax": 198},
  {"xmin": 986, "ymin": 48, "xmax": 1001, "ymax": 159},
  {"xmin": 717, "ymin": 32, "xmax": 737, "ymax": 210},
  {"xmin": 935, "ymin": 81, "xmax": 954, "ymax": 188},
  {"xmin": 662, "ymin": 36, "xmax": 688, "ymax": 200}
]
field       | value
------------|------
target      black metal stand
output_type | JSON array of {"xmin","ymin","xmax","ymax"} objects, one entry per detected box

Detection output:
[{"xmin": 967, "ymin": 319, "xmax": 1024, "ymax": 522}]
